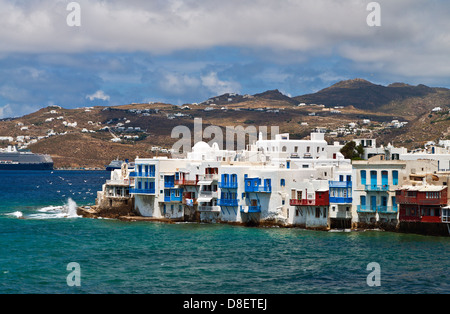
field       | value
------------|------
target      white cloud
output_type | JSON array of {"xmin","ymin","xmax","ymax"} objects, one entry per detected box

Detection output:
[
  {"xmin": 86, "ymin": 90, "xmax": 110, "ymax": 101},
  {"xmin": 0, "ymin": 104, "xmax": 12, "ymax": 118},
  {"xmin": 0, "ymin": 0, "xmax": 449, "ymax": 82},
  {"xmin": 201, "ymin": 72, "xmax": 241, "ymax": 95}
]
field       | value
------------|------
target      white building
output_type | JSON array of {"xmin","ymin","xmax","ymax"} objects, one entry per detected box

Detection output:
[{"xmin": 127, "ymin": 132, "xmax": 354, "ymax": 229}]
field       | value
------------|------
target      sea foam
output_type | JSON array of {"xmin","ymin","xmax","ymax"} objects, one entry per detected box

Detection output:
[{"xmin": 28, "ymin": 198, "xmax": 80, "ymax": 219}]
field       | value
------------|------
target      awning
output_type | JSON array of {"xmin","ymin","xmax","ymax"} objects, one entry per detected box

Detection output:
[
  {"xmin": 197, "ymin": 197, "xmax": 213, "ymax": 203},
  {"xmin": 198, "ymin": 180, "xmax": 213, "ymax": 185}
]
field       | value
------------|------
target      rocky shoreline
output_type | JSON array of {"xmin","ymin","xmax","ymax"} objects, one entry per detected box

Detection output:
[{"xmin": 77, "ymin": 206, "xmax": 450, "ymax": 237}]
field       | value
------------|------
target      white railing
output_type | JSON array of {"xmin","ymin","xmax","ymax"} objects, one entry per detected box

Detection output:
[
  {"xmin": 198, "ymin": 206, "xmax": 220, "ymax": 212},
  {"xmin": 198, "ymin": 190, "xmax": 218, "ymax": 198}
]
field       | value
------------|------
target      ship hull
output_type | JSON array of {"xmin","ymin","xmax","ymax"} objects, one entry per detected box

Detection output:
[{"xmin": 0, "ymin": 162, "xmax": 53, "ymax": 171}]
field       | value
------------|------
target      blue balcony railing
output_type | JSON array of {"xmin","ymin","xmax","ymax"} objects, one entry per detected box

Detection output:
[
  {"xmin": 164, "ymin": 181, "xmax": 175, "ymax": 188},
  {"xmin": 244, "ymin": 185, "xmax": 272, "ymax": 193},
  {"xmin": 219, "ymin": 181, "xmax": 238, "ymax": 189},
  {"xmin": 329, "ymin": 197, "xmax": 353, "ymax": 204},
  {"xmin": 357, "ymin": 205, "xmax": 377, "ymax": 213},
  {"xmin": 217, "ymin": 199, "xmax": 239, "ymax": 207},
  {"xmin": 365, "ymin": 185, "xmax": 389, "ymax": 191},
  {"xmin": 164, "ymin": 196, "xmax": 182, "ymax": 202},
  {"xmin": 240, "ymin": 205, "xmax": 262, "ymax": 213},
  {"xmin": 329, "ymin": 181, "xmax": 352, "ymax": 188},
  {"xmin": 129, "ymin": 172, "xmax": 155, "ymax": 178},
  {"xmin": 377, "ymin": 206, "xmax": 398, "ymax": 214},
  {"xmin": 130, "ymin": 188, "xmax": 156, "ymax": 195}
]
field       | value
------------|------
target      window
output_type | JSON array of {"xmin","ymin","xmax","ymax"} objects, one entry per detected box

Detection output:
[
  {"xmin": 315, "ymin": 208, "xmax": 321, "ymax": 218},
  {"xmin": 370, "ymin": 171, "xmax": 377, "ymax": 186},
  {"xmin": 382, "ymin": 171, "xmax": 388, "ymax": 186},
  {"xmin": 392, "ymin": 170, "xmax": 399, "ymax": 185},
  {"xmin": 361, "ymin": 170, "xmax": 366, "ymax": 185},
  {"xmin": 280, "ymin": 179, "xmax": 285, "ymax": 187},
  {"xmin": 360, "ymin": 195, "xmax": 366, "ymax": 206},
  {"xmin": 286, "ymin": 161, "xmax": 290, "ymax": 169}
]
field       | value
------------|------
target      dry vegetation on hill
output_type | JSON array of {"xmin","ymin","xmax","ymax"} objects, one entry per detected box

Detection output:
[{"xmin": 1, "ymin": 79, "xmax": 449, "ymax": 169}]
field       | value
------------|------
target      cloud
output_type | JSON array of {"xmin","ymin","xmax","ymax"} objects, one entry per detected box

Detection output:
[
  {"xmin": 0, "ymin": 0, "xmax": 450, "ymax": 117},
  {"xmin": 0, "ymin": 0, "xmax": 447, "ymax": 81},
  {"xmin": 0, "ymin": 104, "xmax": 12, "ymax": 118},
  {"xmin": 201, "ymin": 72, "xmax": 241, "ymax": 96},
  {"xmin": 86, "ymin": 90, "xmax": 110, "ymax": 101}
]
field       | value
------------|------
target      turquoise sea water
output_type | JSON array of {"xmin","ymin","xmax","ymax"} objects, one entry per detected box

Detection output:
[{"xmin": 0, "ymin": 171, "xmax": 449, "ymax": 294}]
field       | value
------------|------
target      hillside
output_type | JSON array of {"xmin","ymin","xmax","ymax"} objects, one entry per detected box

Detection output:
[
  {"xmin": 1, "ymin": 79, "xmax": 449, "ymax": 169},
  {"xmin": 293, "ymin": 78, "xmax": 449, "ymax": 115}
]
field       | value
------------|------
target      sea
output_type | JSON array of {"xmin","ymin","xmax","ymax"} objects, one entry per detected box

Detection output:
[{"xmin": 0, "ymin": 170, "xmax": 449, "ymax": 294}]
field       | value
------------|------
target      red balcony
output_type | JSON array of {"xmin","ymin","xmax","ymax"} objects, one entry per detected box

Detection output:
[
  {"xmin": 290, "ymin": 191, "xmax": 329, "ymax": 206},
  {"xmin": 175, "ymin": 179, "xmax": 198, "ymax": 186},
  {"xmin": 396, "ymin": 187, "xmax": 447, "ymax": 206},
  {"xmin": 290, "ymin": 199, "xmax": 329, "ymax": 206}
]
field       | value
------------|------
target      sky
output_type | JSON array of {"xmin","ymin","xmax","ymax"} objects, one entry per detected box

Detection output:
[{"xmin": 0, "ymin": 0, "xmax": 450, "ymax": 118}]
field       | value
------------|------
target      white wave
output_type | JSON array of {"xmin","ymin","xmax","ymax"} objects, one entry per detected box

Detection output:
[
  {"xmin": 29, "ymin": 198, "xmax": 80, "ymax": 220},
  {"xmin": 38, "ymin": 205, "xmax": 64, "ymax": 213},
  {"xmin": 6, "ymin": 211, "xmax": 23, "ymax": 218}
]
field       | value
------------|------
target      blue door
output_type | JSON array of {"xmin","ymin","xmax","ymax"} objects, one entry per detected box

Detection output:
[
  {"xmin": 370, "ymin": 171, "xmax": 377, "ymax": 188},
  {"xmin": 381, "ymin": 171, "xmax": 388, "ymax": 187},
  {"xmin": 371, "ymin": 195, "xmax": 377, "ymax": 211}
]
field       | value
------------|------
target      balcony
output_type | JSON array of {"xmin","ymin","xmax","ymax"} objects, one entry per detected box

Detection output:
[
  {"xmin": 129, "ymin": 188, "xmax": 156, "ymax": 195},
  {"xmin": 198, "ymin": 206, "xmax": 221, "ymax": 212},
  {"xmin": 329, "ymin": 181, "xmax": 352, "ymax": 188},
  {"xmin": 218, "ymin": 181, "xmax": 238, "ymax": 189},
  {"xmin": 198, "ymin": 190, "xmax": 218, "ymax": 199},
  {"xmin": 240, "ymin": 205, "xmax": 262, "ymax": 213},
  {"xmin": 175, "ymin": 179, "xmax": 198, "ymax": 186},
  {"xmin": 365, "ymin": 185, "xmax": 389, "ymax": 192},
  {"xmin": 164, "ymin": 180, "xmax": 175, "ymax": 188},
  {"xmin": 217, "ymin": 199, "xmax": 239, "ymax": 207},
  {"xmin": 329, "ymin": 197, "xmax": 353, "ymax": 204},
  {"xmin": 357, "ymin": 205, "xmax": 377, "ymax": 213},
  {"xmin": 377, "ymin": 206, "xmax": 398, "ymax": 214},
  {"xmin": 129, "ymin": 172, "xmax": 155, "ymax": 178},
  {"xmin": 199, "ymin": 174, "xmax": 219, "ymax": 181},
  {"xmin": 164, "ymin": 195, "xmax": 183, "ymax": 203},
  {"xmin": 290, "ymin": 198, "xmax": 329, "ymax": 206},
  {"xmin": 244, "ymin": 185, "xmax": 272, "ymax": 193},
  {"xmin": 396, "ymin": 195, "xmax": 446, "ymax": 206}
]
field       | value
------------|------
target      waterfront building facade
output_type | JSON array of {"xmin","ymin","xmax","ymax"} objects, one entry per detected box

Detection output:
[{"xmin": 92, "ymin": 131, "xmax": 450, "ymax": 235}]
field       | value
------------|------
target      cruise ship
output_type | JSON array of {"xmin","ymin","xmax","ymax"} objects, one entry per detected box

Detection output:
[{"xmin": 0, "ymin": 146, "xmax": 53, "ymax": 170}]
